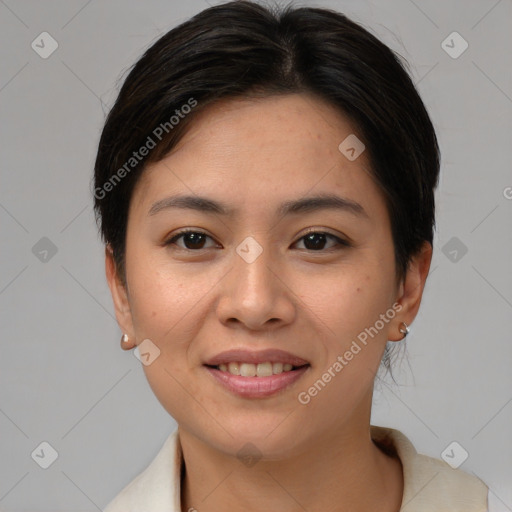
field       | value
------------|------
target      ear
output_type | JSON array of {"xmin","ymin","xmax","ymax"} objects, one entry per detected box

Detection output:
[
  {"xmin": 389, "ymin": 241, "xmax": 433, "ymax": 341},
  {"xmin": 105, "ymin": 245, "xmax": 136, "ymax": 343}
]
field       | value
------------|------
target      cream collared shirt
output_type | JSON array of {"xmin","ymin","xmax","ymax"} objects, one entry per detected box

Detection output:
[{"xmin": 104, "ymin": 425, "xmax": 493, "ymax": 512}]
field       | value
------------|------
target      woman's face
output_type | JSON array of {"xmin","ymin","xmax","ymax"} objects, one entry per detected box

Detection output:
[{"xmin": 107, "ymin": 93, "xmax": 428, "ymax": 458}]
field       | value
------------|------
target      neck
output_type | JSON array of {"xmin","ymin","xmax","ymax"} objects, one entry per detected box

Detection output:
[{"xmin": 179, "ymin": 412, "xmax": 403, "ymax": 512}]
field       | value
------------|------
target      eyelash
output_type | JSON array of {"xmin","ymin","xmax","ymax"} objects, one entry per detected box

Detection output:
[{"xmin": 164, "ymin": 228, "xmax": 351, "ymax": 252}]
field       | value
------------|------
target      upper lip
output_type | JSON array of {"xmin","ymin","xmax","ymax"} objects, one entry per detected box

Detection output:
[{"xmin": 204, "ymin": 349, "xmax": 310, "ymax": 367}]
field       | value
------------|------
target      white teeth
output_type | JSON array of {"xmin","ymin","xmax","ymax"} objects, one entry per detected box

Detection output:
[
  {"xmin": 256, "ymin": 362, "xmax": 273, "ymax": 377},
  {"xmin": 240, "ymin": 363, "xmax": 256, "ymax": 377},
  {"xmin": 215, "ymin": 361, "xmax": 301, "ymax": 376},
  {"xmin": 272, "ymin": 362, "xmax": 283, "ymax": 374},
  {"xmin": 228, "ymin": 362, "xmax": 240, "ymax": 375}
]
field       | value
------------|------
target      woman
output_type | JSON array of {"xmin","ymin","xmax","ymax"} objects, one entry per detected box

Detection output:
[{"xmin": 94, "ymin": 1, "xmax": 492, "ymax": 510}]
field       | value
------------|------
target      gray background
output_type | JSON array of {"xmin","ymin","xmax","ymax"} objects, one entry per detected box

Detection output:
[{"xmin": 1, "ymin": 0, "xmax": 511, "ymax": 510}]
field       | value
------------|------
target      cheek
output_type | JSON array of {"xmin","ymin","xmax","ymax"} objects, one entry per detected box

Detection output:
[
  {"xmin": 126, "ymin": 248, "xmax": 205, "ymax": 338},
  {"xmin": 300, "ymin": 264, "xmax": 391, "ymax": 339},
  {"xmin": 125, "ymin": 262, "xmax": 210, "ymax": 419},
  {"xmin": 294, "ymin": 272, "xmax": 393, "ymax": 420}
]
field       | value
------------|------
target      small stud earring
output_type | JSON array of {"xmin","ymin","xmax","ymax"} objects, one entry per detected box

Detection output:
[
  {"xmin": 398, "ymin": 322, "xmax": 409, "ymax": 340},
  {"xmin": 120, "ymin": 333, "xmax": 133, "ymax": 350}
]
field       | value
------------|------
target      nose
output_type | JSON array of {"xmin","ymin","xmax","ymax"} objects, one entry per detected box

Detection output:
[{"xmin": 216, "ymin": 244, "xmax": 296, "ymax": 331}]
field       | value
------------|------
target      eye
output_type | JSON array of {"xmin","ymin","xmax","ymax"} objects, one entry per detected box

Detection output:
[
  {"xmin": 165, "ymin": 229, "xmax": 218, "ymax": 250},
  {"xmin": 294, "ymin": 231, "xmax": 350, "ymax": 251},
  {"xmin": 165, "ymin": 229, "xmax": 350, "ymax": 252}
]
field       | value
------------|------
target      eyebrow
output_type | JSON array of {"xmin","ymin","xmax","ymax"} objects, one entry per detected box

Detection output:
[{"xmin": 148, "ymin": 193, "xmax": 368, "ymax": 218}]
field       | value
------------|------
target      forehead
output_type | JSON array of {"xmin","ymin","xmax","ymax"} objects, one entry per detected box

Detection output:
[
  {"xmin": 131, "ymin": 93, "xmax": 384, "ymax": 220},
  {"xmin": 167, "ymin": 93, "xmax": 363, "ymax": 164}
]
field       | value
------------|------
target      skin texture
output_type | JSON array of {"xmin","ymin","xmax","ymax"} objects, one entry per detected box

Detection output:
[{"xmin": 106, "ymin": 93, "xmax": 432, "ymax": 512}]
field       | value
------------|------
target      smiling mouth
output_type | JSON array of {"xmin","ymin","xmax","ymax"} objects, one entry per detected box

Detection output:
[{"xmin": 205, "ymin": 362, "xmax": 310, "ymax": 377}]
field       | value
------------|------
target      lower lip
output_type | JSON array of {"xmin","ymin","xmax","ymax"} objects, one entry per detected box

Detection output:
[{"xmin": 204, "ymin": 365, "xmax": 310, "ymax": 398}]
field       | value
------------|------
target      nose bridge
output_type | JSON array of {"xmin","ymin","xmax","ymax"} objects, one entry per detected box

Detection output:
[
  {"xmin": 217, "ymin": 236, "xmax": 295, "ymax": 329},
  {"xmin": 233, "ymin": 237, "xmax": 278, "ymax": 305}
]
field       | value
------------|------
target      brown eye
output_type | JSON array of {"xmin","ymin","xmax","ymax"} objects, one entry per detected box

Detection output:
[
  {"xmin": 166, "ymin": 230, "xmax": 217, "ymax": 250},
  {"xmin": 295, "ymin": 232, "xmax": 349, "ymax": 251}
]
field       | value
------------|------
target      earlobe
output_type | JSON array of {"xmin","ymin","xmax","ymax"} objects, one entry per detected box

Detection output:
[
  {"xmin": 105, "ymin": 245, "xmax": 135, "ymax": 340},
  {"xmin": 390, "ymin": 241, "xmax": 433, "ymax": 341}
]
